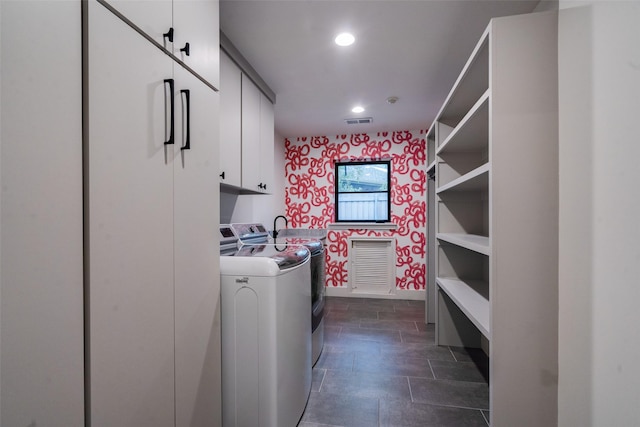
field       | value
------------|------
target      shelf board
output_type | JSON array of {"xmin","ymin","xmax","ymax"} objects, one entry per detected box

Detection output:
[
  {"xmin": 426, "ymin": 125, "xmax": 436, "ymax": 140},
  {"xmin": 437, "ymin": 163, "xmax": 489, "ymax": 193},
  {"xmin": 437, "ymin": 29, "xmax": 489, "ymax": 126},
  {"xmin": 427, "ymin": 160, "xmax": 437, "ymax": 174},
  {"xmin": 437, "ymin": 233, "xmax": 490, "ymax": 256},
  {"xmin": 437, "ymin": 277, "xmax": 490, "ymax": 339},
  {"xmin": 437, "ymin": 90, "xmax": 489, "ymax": 156}
]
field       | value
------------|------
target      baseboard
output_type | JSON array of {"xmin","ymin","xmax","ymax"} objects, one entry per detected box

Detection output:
[{"xmin": 325, "ymin": 287, "xmax": 425, "ymax": 301}]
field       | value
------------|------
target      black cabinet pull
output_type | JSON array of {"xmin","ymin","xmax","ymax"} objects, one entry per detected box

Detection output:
[
  {"xmin": 220, "ymin": 171, "xmax": 225, "ymax": 179},
  {"xmin": 164, "ymin": 79, "xmax": 174, "ymax": 146},
  {"xmin": 180, "ymin": 42, "xmax": 190, "ymax": 56},
  {"xmin": 163, "ymin": 27, "xmax": 173, "ymax": 43},
  {"xmin": 180, "ymin": 89, "xmax": 191, "ymax": 151},
  {"xmin": 258, "ymin": 183, "xmax": 267, "ymax": 190}
]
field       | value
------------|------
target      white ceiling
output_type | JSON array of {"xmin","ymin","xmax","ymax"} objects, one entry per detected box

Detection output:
[{"xmin": 220, "ymin": 0, "xmax": 541, "ymax": 138}]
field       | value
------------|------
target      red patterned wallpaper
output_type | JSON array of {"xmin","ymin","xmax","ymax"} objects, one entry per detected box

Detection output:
[{"xmin": 284, "ymin": 130, "xmax": 427, "ymax": 291}]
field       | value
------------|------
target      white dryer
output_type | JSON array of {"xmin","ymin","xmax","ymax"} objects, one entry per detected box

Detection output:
[{"xmin": 219, "ymin": 225, "xmax": 312, "ymax": 427}]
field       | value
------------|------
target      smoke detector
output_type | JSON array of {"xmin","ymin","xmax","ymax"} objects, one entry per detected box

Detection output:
[{"xmin": 386, "ymin": 96, "xmax": 399, "ymax": 105}]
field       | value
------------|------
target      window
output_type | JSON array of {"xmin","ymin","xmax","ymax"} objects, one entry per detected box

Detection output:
[{"xmin": 334, "ymin": 160, "xmax": 391, "ymax": 222}]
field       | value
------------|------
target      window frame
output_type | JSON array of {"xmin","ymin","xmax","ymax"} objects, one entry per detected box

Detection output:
[{"xmin": 334, "ymin": 159, "xmax": 392, "ymax": 223}]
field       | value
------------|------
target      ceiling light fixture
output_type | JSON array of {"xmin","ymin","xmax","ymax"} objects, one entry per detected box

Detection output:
[
  {"xmin": 386, "ymin": 96, "xmax": 399, "ymax": 104},
  {"xmin": 335, "ymin": 32, "xmax": 355, "ymax": 47},
  {"xmin": 351, "ymin": 106, "xmax": 365, "ymax": 113}
]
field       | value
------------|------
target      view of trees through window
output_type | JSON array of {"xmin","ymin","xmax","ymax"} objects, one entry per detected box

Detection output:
[{"xmin": 335, "ymin": 160, "xmax": 391, "ymax": 222}]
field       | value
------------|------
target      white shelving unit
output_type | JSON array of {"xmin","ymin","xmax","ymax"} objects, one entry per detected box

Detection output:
[
  {"xmin": 425, "ymin": 118, "xmax": 437, "ymax": 324},
  {"xmin": 429, "ymin": 11, "xmax": 559, "ymax": 426}
]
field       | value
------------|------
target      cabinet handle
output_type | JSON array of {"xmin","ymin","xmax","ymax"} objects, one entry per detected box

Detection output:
[
  {"xmin": 164, "ymin": 79, "xmax": 175, "ymax": 146},
  {"xmin": 180, "ymin": 89, "xmax": 191, "ymax": 151},
  {"xmin": 220, "ymin": 171, "xmax": 226, "ymax": 179},
  {"xmin": 163, "ymin": 27, "xmax": 174, "ymax": 43},
  {"xmin": 258, "ymin": 183, "xmax": 267, "ymax": 190},
  {"xmin": 180, "ymin": 42, "xmax": 190, "ymax": 56}
]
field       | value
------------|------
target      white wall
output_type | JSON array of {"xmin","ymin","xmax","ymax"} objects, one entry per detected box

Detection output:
[
  {"xmin": 270, "ymin": 131, "xmax": 288, "ymax": 224},
  {"xmin": 220, "ymin": 131, "xmax": 287, "ymax": 229},
  {"xmin": 0, "ymin": 1, "xmax": 84, "ymax": 425},
  {"xmin": 558, "ymin": 2, "xmax": 640, "ymax": 425}
]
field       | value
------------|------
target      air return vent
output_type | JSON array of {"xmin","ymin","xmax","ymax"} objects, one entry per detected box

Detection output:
[
  {"xmin": 344, "ymin": 117, "xmax": 373, "ymax": 125},
  {"xmin": 348, "ymin": 237, "xmax": 395, "ymax": 295}
]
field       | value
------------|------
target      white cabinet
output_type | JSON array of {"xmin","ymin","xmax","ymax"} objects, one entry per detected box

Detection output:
[
  {"xmin": 102, "ymin": 0, "xmax": 219, "ymax": 88},
  {"xmin": 172, "ymin": 64, "xmax": 221, "ymax": 427},
  {"xmin": 431, "ymin": 11, "xmax": 558, "ymax": 426},
  {"xmin": 241, "ymin": 74, "xmax": 274, "ymax": 194},
  {"xmin": 219, "ymin": 54, "xmax": 275, "ymax": 194},
  {"xmin": 0, "ymin": 2, "xmax": 84, "ymax": 425},
  {"xmin": 86, "ymin": 2, "xmax": 220, "ymax": 426},
  {"xmin": 219, "ymin": 51, "xmax": 242, "ymax": 187},
  {"xmin": 241, "ymin": 74, "xmax": 262, "ymax": 191},
  {"xmin": 172, "ymin": 0, "xmax": 220, "ymax": 88},
  {"xmin": 87, "ymin": 7, "xmax": 174, "ymax": 422},
  {"xmin": 101, "ymin": 0, "xmax": 171, "ymax": 43},
  {"xmin": 259, "ymin": 93, "xmax": 275, "ymax": 193}
]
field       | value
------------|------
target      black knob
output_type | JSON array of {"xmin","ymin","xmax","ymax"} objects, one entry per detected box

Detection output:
[
  {"xmin": 180, "ymin": 42, "xmax": 190, "ymax": 56},
  {"xmin": 220, "ymin": 171, "xmax": 225, "ymax": 179},
  {"xmin": 163, "ymin": 27, "xmax": 174, "ymax": 43}
]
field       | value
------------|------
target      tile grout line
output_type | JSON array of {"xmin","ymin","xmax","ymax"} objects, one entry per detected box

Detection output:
[
  {"xmin": 448, "ymin": 346, "xmax": 458, "ymax": 362},
  {"xmin": 407, "ymin": 376, "xmax": 415, "ymax": 402},
  {"xmin": 317, "ymin": 368, "xmax": 327, "ymax": 392},
  {"xmin": 427, "ymin": 359, "xmax": 437, "ymax": 380},
  {"xmin": 415, "ymin": 401, "xmax": 491, "ymax": 412},
  {"xmin": 481, "ymin": 409, "xmax": 490, "ymax": 426}
]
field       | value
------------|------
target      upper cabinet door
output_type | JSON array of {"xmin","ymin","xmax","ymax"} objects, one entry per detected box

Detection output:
[
  {"xmin": 239, "ymin": 74, "xmax": 274, "ymax": 194},
  {"xmin": 99, "ymin": 0, "xmax": 219, "ymax": 88},
  {"xmin": 173, "ymin": 0, "xmax": 220, "ymax": 88},
  {"xmin": 259, "ymin": 93, "xmax": 275, "ymax": 193},
  {"xmin": 99, "ymin": 0, "xmax": 172, "ymax": 46},
  {"xmin": 219, "ymin": 51, "xmax": 242, "ymax": 187},
  {"xmin": 241, "ymin": 74, "xmax": 263, "ymax": 192}
]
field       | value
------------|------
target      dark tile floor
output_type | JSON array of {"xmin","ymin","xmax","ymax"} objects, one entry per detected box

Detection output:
[{"xmin": 299, "ymin": 297, "xmax": 490, "ymax": 427}]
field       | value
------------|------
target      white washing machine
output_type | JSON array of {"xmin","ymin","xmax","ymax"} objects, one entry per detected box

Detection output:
[
  {"xmin": 219, "ymin": 225, "xmax": 312, "ymax": 427},
  {"xmin": 232, "ymin": 223, "xmax": 325, "ymax": 366}
]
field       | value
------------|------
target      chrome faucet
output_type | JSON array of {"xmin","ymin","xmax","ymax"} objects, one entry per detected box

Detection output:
[{"xmin": 272, "ymin": 215, "xmax": 288, "ymax": 239}]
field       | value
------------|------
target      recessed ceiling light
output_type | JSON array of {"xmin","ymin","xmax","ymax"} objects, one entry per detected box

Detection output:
[
  {"xmin": 335, "ymin": 32, "xmax": 355, "ymax": 47},
  {"xmin": 351, "ymin": 106, "xmax": 365, "ymax": 113}
]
